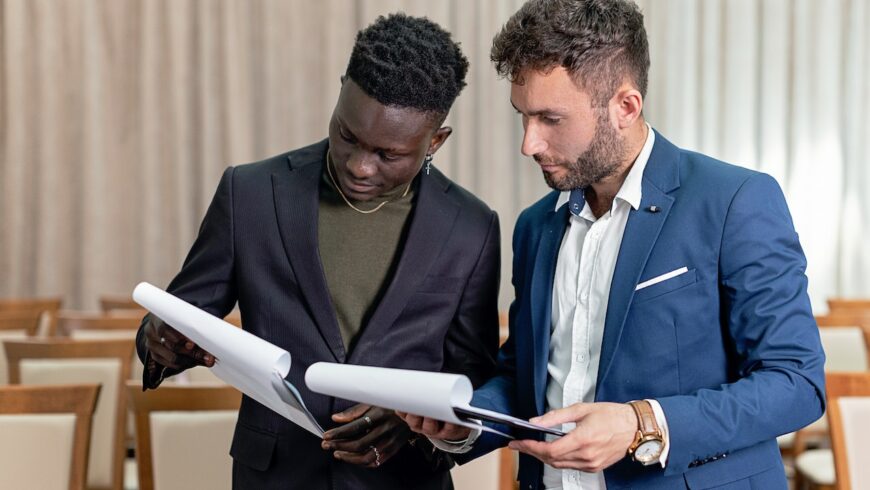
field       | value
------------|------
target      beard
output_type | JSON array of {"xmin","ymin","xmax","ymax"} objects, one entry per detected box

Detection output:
[{"xmin": 536, "ymin": 112, "xmax": 628, "ymax": 191}]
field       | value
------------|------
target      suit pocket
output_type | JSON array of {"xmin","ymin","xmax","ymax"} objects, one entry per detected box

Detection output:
[
  {"xmin": 230, "ymin": 422, "xmax": 277, "ymax": 472},
  {"xmin": 633, "ymin": 268, "xmax": 698, "ymax": 304},
  {"xmin": 415, "ymin": 275, "xmax": 465, "ymax": 294}
]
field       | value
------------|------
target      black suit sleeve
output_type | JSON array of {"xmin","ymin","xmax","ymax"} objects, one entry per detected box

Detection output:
[
  {"xmin": 441, "ymin": 210, "xmax": 501, "ymax": 388},
  {"xmin": 136, "ymin": 167, "xmax": 239, "ymax": 388}
]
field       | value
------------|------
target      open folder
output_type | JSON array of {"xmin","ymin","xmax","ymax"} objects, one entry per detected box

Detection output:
[
  {"xmin": 305, "ymin": 362, "xmax": 566, "ymax": 438},
  {"xmin": 132, "ymin": 282, "xmax": 323, "ymax": 438}
]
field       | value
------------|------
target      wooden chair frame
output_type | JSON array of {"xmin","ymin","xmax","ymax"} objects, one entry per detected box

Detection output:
[
  {"xmin": 826, "ymin": 372, "xmax": 870, "ymax": 490},
  {"xmin": 98, "ymin": 295, "xmax": 139, "ymax": 313},
  {"xmin": 827, "ymin": 299, "xmax": 870, "ymax": 315},
  {"xmin": 56, "ymin": 311, "xmax": 144, "ymax": 338},
  {"xmin": 0, "ymin": 383, "xmax": 101, "ymax": 490},
  {"xmin": 0, "ymin": 310, "xmax": 42, "ymax": 336},
  {"xmin": 0, "ymin": 297, "xmax": 63, "ymax": 336},
  {"xmin": 4, "ymin": 339, "xmax": 135, "ymax": 490},
  {"xmin": 126, "ymin": 382, "xmax": 242, "ymax": 490}
]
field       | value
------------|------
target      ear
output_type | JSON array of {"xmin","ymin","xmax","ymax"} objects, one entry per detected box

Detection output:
[
  {"xmin": 427, "ymin": 127, "xmax": 453, "ymax": 155},
  {"xmin": 611, "ymin": 84, "xmax": 643, "ymax": 130}
]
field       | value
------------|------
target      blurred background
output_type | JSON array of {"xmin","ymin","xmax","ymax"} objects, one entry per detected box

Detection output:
[{"xmin": 1, "ymin": 0, "xmax": 868, "ymax": 313}]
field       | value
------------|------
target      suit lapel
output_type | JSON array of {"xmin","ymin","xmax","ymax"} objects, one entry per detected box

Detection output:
[
  {"xmin": 529, "ymin": 203, "xmax": 569, "ymax": 413},
  {"xmin": 595, "ymin": 132, "xmax": 681, "ymax": 393},
  {"xmin": 347, "ymin": 168, "xmax": 460, "ymax": 364},
  {"xmin": 272, "ymin": 142, "xmax": 346, "ymax": 362}
]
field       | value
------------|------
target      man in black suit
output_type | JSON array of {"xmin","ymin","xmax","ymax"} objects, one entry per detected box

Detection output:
[{"xmin": 135, "ymin": 14, "xmax": 500, "ymax": 489}]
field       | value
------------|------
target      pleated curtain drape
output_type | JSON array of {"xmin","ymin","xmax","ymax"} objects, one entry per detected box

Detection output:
[{"xmin": 1, "ymin": 0, "xmax": 867, "ymax": 312}]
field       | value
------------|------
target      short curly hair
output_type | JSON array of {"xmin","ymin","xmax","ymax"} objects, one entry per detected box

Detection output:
[
  {"xmin": 346, "ymin": 13, "xmax": 469, "ymax": 121},
  {"xmin": 491, "ymin": 0, "xmax": 649, "ymax": 107}
]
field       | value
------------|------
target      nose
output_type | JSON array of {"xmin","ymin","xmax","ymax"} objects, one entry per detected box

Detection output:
[
  {"xmin": 345, "ymin": 151, "xmax": 378, "ymax": 179},
  {"xmin": 521, "ymin": 121, "xmax": 547, "ymax": 157}
]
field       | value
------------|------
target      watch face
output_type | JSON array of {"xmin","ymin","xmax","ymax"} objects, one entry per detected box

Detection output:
[{"xmin": 635, "ymin": 440, "xmax": 664, "ymax": 462}]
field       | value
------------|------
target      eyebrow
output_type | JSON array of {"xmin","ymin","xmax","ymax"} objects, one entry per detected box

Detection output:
[
  {"xmin": 509, "ymin": 99, "xmax": 567, "ymax": 118},
  {"xmin": 336, "ymin": 118, "xmax": 410, "ymax": 154}
]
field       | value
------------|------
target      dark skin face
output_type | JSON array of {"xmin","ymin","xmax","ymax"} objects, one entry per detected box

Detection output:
[
  {"xmin": 143, "ymin": 78, "xmax": 456, "ymax": 469},
  {"xmin": 327, "ymin": 78, "xmax": 452, "ymax": 202}
]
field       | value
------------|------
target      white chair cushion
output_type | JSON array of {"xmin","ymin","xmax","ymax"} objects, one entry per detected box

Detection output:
[
  {"xmin": 820, "ymin": 327, "xmax": 869, "ymax": 371},
  {"xmin": 0, "ymin": 413, "xmax": 76, "ymax": 490},
  {"xmin": 151, "ymin": 410, "xmax": 238, "ymax": 490},
  {"xmin": 840, "ymin": 396, "xmax": 870, "ymax": 488},
  {"xmin": 795, "ymin": 448, "xmax": 835, "ymax": 485},
  {"xmin": 22, "ymin": 358, "xmax": 121, "ymax": 488}
]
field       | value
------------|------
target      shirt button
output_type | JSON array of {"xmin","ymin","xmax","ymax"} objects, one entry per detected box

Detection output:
[{"xmin": 576, "ymin": 353, "xmax": 585, "ymax": 362}]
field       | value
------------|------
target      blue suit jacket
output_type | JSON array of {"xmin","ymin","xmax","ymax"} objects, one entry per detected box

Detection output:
[{"xmin": 463, "ymin": 131, "xmax": 826, "ymax": 489}]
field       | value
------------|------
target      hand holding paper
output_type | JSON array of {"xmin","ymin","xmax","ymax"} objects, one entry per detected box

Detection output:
[
  {"xmin": 141, "ymin": 315, "xmax": 215, "ymax": 371},
  {"xmin": 305, "ymin": 363, "xmax": 565, "ymax": 439}
]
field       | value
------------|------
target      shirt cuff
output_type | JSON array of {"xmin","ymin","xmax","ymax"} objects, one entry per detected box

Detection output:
[
  {"xmin": 647, "ymin": 399, "xmax": 670, "ymax": 467},
  {"xmin": 428, "ymin": 426, "xmax": 482, "ymax": 454}
]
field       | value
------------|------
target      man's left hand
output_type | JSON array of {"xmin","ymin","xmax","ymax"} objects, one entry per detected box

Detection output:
[
  {"xmin": 509, "ymin": 402, "xmax": 637, "ymax": 473},
  {"xmin": 322, "ymin": 404, "xmax": 411, "ymax": 468}
]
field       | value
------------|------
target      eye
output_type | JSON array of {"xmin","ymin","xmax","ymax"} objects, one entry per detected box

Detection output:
[
  {"xmin": 338, "ymin": 126, "xmax": 356, "ymax": 143},
  {"xmin": 378, "ymin": 151, "xmax": 399, "ymax": 162},
  {"xmin": 541, "ymin": 116, "xmax": 561, "ymax": 125}
]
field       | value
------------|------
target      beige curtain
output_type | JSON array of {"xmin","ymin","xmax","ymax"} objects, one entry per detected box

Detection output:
[{"xmin": 2, "ymin": 0, "xmax": 868, "ymax": 311}]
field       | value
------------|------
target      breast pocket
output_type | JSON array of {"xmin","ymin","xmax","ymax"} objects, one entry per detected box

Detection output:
[{"xmin": 633, "ymin": 267, "xmax": 698, "ymax": 304}]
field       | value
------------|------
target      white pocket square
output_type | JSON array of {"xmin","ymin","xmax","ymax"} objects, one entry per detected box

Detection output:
[{"xmin": 635, "ymin": 267, "xmax": 689, "ymax": 291}]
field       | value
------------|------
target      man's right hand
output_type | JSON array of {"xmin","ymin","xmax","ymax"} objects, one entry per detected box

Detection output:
[
  {"xmin": 397, "ymin": 412, "xmax": 472, "ymax": 442},
  {"xmin": 142, "ymin": 317, "xmax": 215, "ymax": 370}
]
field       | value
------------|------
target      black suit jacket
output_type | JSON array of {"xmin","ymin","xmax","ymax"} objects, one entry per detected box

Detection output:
[{"xmin": 136, "ymin": 140, "xmax": 500, "ymax": 489}]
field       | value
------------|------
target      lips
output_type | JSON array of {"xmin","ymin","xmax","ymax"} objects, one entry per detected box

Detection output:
[{"xmin": 343, "ymin": 179, "xmax": 378, "ymax": 194}]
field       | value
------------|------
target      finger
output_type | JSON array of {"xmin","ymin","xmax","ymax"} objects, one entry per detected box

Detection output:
[
  {"xmin": 420, "ymin": 417, "xmax": 444, "ymax": 435},
  {"xmin": 332, "ymin": 404, "xmax": 372, "ymax": 423},
  {"xmin": 324, "ymin": 407, "xmax": 379, "ymax": 441},
  {"xmin": 324, "ymin": 419, "xmax": 394, "ymax": 452},
  {"xmin": 402, "ymin": 414, "xmax": 424, "ymax": 432},
  {"xmin": 531, "ymin": 403, "xmax": 591, "ymax": 427},
  {"xmin": 333, "ymin": 447, "xmax": 378, "ymax": 467}
]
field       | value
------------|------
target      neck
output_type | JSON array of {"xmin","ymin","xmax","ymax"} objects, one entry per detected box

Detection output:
[{"xmin": 586, "ymin": 122, "xmax": 648, "ymax": 217}]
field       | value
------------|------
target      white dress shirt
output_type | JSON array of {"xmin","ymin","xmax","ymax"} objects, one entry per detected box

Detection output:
[{"xmin": 543, "ymin": 126, "xmax": 669, "ymax": 490}]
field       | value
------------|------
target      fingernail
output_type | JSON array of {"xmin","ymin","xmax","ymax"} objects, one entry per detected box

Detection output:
[
  {"xmin": 185, "ymin": 341, "xmax": 194, "ymax": 350},
  {"xmin": 529, "ymin": 417, "xmax": 541, "ymax": 424},
  {"xmin": 321, "ymin": 442, "xmax": 332, "ymax": 450}
]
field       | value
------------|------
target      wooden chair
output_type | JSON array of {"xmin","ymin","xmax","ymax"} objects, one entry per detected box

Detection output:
[
  {"xmin": 127, "ymin": 382, "xmax": 241, "ymax": 490},
  {"xmin": 5, "ymin": 338, "xmax": 135, "ymax": 490},
  {"xmin": 56, "ymin": 311, "xmax": 143, "ymax": 339},
  {"xmin": 98, "ymin": 295, "xmax": 140, "ymax": 313},
  {"xmin": 0, "ymin": 296, "xmax": 63, "ymax": 336},
  {"xmin": 0, "ymin": 383, "xmax": 101, "ymax": 490},
  {"xmin": 826, "ymin": 372, "xmax": 870, "ymax": 490},
  {"xmin": 792, "ymin": 321, "xmax": 870, "ymax": 489},
  {"xmin": 0, "ymin": 310, "xmax": 42, "ymax": 384},
  {"xmin": 827, "ymin": 299, "xmax": 870, "ymax": 315}
]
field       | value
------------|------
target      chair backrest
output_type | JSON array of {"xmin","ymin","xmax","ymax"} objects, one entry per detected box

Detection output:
[
  {"xmin": 0, "ymin": 311, "xmax": 42, "ymax": 384},
  {"xmin": 99, "ymin": 295, "xmax": 140, "ymax": 313},
  {"xmin": 57, "ymin": 311, "xmax": 143, "ymax": 339},
  {"xmin": 0, "ymin": 383, "xmax": 101, "ymax": 490},
  {"xmin": 817, "ymin": 325, "xmax": 869, "ymax": 372},
  {"xmin": 0, "ymin": 297, "xmax": 63, "ymax": 336},
  {"xmin": 4, "ymin": 339, "xmax": 135, "ymax": 490},
  {"xmin": 126, "ymin": 382, "xmax": 241, "ymax": 490},
  {"xmin": 816, "ymin": 315, "xmax": 870, "ymax": 357},
  {"xmin": 827, "ymin": 298, "xmax": 870, "ymax": 314},
  {"xmin": 826, "ymin": 372, "xmax": 870, "ymax": 490}
]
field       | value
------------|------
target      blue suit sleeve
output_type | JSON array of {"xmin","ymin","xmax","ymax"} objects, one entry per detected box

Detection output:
[{"xmin": 657, "ymin": 173, "xmax": 826, "ymax": 475}]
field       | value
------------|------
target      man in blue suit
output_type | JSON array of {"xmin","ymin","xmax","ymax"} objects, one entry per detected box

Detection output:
[{"xmin": 402, "ymin": 0, "xmax": 826, "ymax": 488}]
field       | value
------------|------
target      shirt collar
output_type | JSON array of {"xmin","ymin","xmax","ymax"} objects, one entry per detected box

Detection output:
[{"xmin": 555, "ymin": 123, "xmax": 655, "ymax": 215}]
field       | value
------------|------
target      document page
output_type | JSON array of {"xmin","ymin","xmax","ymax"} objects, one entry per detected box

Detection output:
[
  {"xmin": 305, "ymin": 363, "xmax": 565, "ymax": 438},
  {"xmin": 133, "ymin": 282, "xmax": 323, "ymax": 437}
]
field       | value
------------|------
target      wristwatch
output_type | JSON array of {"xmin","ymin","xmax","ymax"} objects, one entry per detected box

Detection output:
[{"xmin": 627, "ymin": 400, "xmax": 665, "ymax": 465}]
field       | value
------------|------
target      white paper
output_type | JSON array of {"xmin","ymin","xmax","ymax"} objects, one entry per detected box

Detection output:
[
  {"xmin": 305, "ymin": 363, "xmax": 515, "ymax": 437},
  {"xmin": 133, "ymin": 282, "xmax": 323, "ymax": 437}
]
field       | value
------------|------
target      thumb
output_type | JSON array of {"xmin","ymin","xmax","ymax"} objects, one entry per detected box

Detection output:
[
  {"xmin": 332, "ymin": 403, "xmax": 371, "ymax": 422},
  {"xmin": 530, "ymin": 403, "xmax": 592, "ymax": 427}
]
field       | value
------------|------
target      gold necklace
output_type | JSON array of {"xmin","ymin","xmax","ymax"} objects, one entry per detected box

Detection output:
[{"xmin": 325, "ymin": 151, "xmax": 412, "ymax": 214}]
